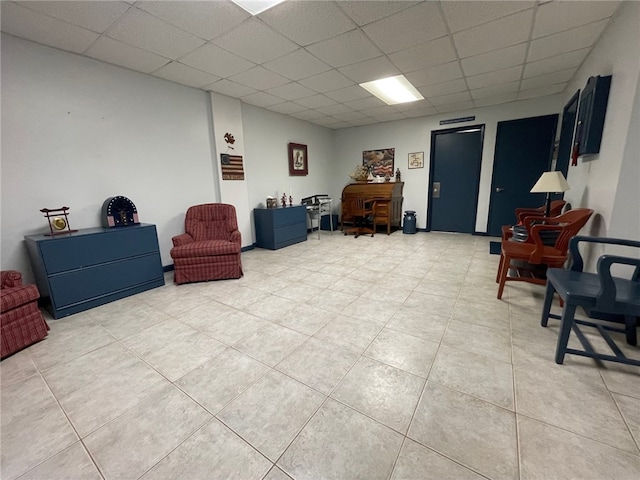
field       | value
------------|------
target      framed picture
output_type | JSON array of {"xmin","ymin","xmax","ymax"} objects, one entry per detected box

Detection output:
[
  {"xmin": 408, "ymin": 151, "xmax": 424, "ymax": 169},
  {"xmin": 362, "ymin": 148, "xmax": 395, "ymax": 177},
  {"xmin": 288, "ymin": 143, "xmax": 308, "ymax": 176}
]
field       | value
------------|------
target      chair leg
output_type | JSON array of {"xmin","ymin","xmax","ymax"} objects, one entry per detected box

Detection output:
[
  {"xmin": 624, "ymin": 315, "xmax": 637, "ymax": 346},
  {"xmin": 554, "ymin": 302, "xmax": 577, "ymax": 364},
  {"xmin": 496, "ymin": 252, "xmax": 505, "ymax": 283},
  {"xmin": 540, "ymin": 281, "xmax": 555, "ymax": 327},
  {"xmin": 496, "ymin": 254, "xmax": 510, "ymax": 299}
]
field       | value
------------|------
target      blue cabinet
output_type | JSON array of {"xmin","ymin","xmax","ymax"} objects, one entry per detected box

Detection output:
[
  {"xmin": 254, "ymin": 206, "xmax": 307, "ymax": 250},
  {"xmin": 25, "ymin": 224, "xmax": 165, "ymax": 319},
  {"xmin": 577, "ymin": 75, "xmax": 611, "ymax": 156}
]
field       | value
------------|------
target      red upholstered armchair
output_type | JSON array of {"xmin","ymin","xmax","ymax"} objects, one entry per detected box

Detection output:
[
  {"xmin": 1, "ymin": 270, "xmax": 49, "ymax": 358},
  {"xmin": 170, "ymin": 203, "xmax": 243, "ymax": 284}
]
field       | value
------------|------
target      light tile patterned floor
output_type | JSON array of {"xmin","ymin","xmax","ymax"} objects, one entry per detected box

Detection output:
[{"xmin": 1, "ymin": 231, "xmax": 639, "ymax": 480}]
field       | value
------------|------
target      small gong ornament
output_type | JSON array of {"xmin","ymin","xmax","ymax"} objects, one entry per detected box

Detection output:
[
  {"xmin": 102, "ymin": 196, "xmax": 139, "ymax": 227},
  {"xmin": 40, "ymin": 207, "xmax": 77, "ymax": 236}
]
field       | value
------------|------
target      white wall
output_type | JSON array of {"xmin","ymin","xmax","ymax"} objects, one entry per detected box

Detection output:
[
  {"xmin": 561, "ymin": 1, "xmax": 640, "ymax": 244},
  {"xmin": 333, "ymin": 95, "xmax": 563, "ymax": 232},
  {"xmin": 241, "ymin": 104, "xmax": 335, "ymax": 237},
  {"xmin": 1, "ymin": 34, "xmax": 219, "ymax": 281}
]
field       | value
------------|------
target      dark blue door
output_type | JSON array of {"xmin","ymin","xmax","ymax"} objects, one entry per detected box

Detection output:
[
  {"xmin": 428, "ymin": 126, "xmax": 484, "ymax": 233},
  {"xmin": 487, "ymin": 114, "xmax": 559, "ymax": 237}
]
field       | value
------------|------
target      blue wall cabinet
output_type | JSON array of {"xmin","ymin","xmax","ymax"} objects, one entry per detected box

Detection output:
[
  {"xmin": 254, "ymin": 206, "xmax": 307, "ymax": 250},
  {"xmin": 577, "ymin": 75, "xmax": 612, "ymax": 156},
  {"xmin": 25, "ymin": 224, "xmax": 165, "ymax": 319}
]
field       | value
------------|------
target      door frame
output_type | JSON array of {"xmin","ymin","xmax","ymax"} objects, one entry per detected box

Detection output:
[{"xmin": 426, "ymin": 124, "xmax": 485, "ymax": 232}]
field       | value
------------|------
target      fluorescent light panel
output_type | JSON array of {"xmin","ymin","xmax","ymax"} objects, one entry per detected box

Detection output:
[
  {"xmin": 360, "ymin": 75, "xmax": 424, "ymax": 105},
  {"xmin": 232, "ymin": 0, "xmax": 284, "ymax": 15}
]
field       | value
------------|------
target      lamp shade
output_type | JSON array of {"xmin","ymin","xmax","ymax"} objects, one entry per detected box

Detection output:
[{"xmin": 530, "ymin": 171, "xmax": 571, "ymax": 193}]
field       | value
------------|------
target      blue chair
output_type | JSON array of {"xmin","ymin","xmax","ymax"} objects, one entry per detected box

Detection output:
[{"xmin": 541, "ymin": 236, "xmax": 640, "ymax": 366}]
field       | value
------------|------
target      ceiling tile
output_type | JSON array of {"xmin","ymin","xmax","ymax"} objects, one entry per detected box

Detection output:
[
  {"xmin": 520, "ymin": 68, "xmax": 576, "ymax": 91},
  {"xmin": 461, "ymin": 43, "xmax": 527, "ymax": 77},
  {"xmin": 212, "ymin": 18, "xmax": 298, "ymax": 64},
  {"xmin": 418, "ymin": 79, "xmax": 468, "ymax": 98},
  {"xmin": 263, "ymin": 49, "xmax": 331, "ymax": 81},
  {"xmin": 316, "ymin": 104, "xmax": 353, "ymax": 116},
  {"xmin": 152, "ymin": 61, "xmax": 219, "ymax": 88},
  {"xmin": 298, "ymin": 70, "xmax": 354, "ymax": 93},
  {"xmin": 290, "ymin": 109, "xmax": 326, "ymax": 121},
  {"xmin": 428, "ymin": 91, "xmax": 472, "ymax": 107},
  {"xmin": 306, "ymin": 29, "xmax": 381, "ymax": 68},
  {"xmin": 470, "ymin": 81, "xmax": 520, "ymax": 100},
  {"xmin": 360, "ymin": 105, "xmax": 403, "ymax": 117},
  {"xmin": 17, "ymin": 1, "xmax": 130, "ymax": 32},
  {"xmin": 338, "ymin": 1, "xmax": 419, "ymax": 26},
  {"xmin": 374, "ymin": 112, "xmax": 407, "ymax": 123},
  {"xmin": 393, "ymin": 99, "xmax": 434, "ymax": 112},
  {"xmin": 203, "ymin": 79, "xmax": 257, "ymax": 97},
  {"xmin": 523, "ymin": 48, "xmax": 589, "ymax": 78},
  {"xmin": 349, "ymin": 117, "xmax": 380, "ymax": 126},
  {"xmin": 338, "ymin": 56, "xmax": 399, "ymax": 84},
  {"xmin": 388, "ymin": 36, "xmax": 457, "ymax": 72},
  {"xmin": 311, "ymin": 116, "xmax": 343, "ymax": 127},
  {"xmin": 266, "ymin": 82, "xmax": 317, "ymax": 101},
  {"xmin": 259, "ymin": 1, "xmax": 355, "ymax": 46},
  {"xmin": 345, "ymin": 97, "xmax": 386, "ymax": 111},
  {"xmin": 229, "ymin": 66, "xmax": 289, "ymax": 90},
  {"xmin": 435, "ymin": 101, "xmax": 475, "ymax": 114},
  {"xmin": 474, "ymin": 92, "xmax": 518, "ymax": 107},
  {"xmin": 180, "ymin": 43, "xmax": 255, "ymax": 77},
  {"xmin": 107, "ymin": 8, "xmax": 205, "ymax": 59},
  {"xmin": 406, "ymin": 62, "xmax": 463, "ymax": 87},
  {"xmin": 518, "ymin": 83, "xmax": 565, "ymax": 100},
  {"xmin": 325, "ymin": 85, "xmax": 371, "ymax": 103},
  {"xmin": 362, "ymin": 2, "xmax": 447, "ymax": 53},
  {"xmin": 136, "ymin": 0, "xmax": 249, "ymax": 40},
  {"xmin": 1, "ymin": 2, "xmax": 99, "ymax": 53},
  {"xmin": 85, "ymin": 36, "xmax": 169, "ymax": 73},
  {"xmin": 533, "ymin": 1, "xmax": 620, "ymax": 38},
  {"xmin": 441, "ymin": 1, "xmax": 535, "ymax": 33},
  {"xmin": 403, "ymin": 106, "xmax": 438, "ymax": 118},
  {"xmin": 294, "ymin": 95, "xmax": 337, "ymax": 109},
  {"xmin": 466, "ymin": 65, "xmax": 523, "ymax": 90},
  {"xmin": 453, "ymin": 9, "xmax": 534, "ymax": 58},
  {"xmin": 266, "ymin": 102, "xmax": 308, "ymax": 115},
  {"xmin": 332, "ymin": 111, "xmax": 368, "ymax": 122},
  {"xmin": 527, "ymin": 20, "xmax": 608, "ymax": 62},
  {"xmin": 241, "ymin": 91, "xmax": 282, "ymax": 108}
]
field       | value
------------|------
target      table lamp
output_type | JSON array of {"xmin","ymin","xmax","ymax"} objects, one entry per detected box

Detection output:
[{"xmin": 530, "ymin": 171, "xmax": 571, "ymax": 217}]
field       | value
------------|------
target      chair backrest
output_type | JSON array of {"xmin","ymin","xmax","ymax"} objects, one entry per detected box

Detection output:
[
  {"xmin": 342, "ymin": 195, "xmax": 374, "ymax": 217},
  {"xmin": 551, "ymin": 208, "xmax": 594, "ymax": 253},
  {"xmin": 184, "ymin": 203, "xmax": 238, "ymax": 241},
  {"xmin": 515, "ymin": 200, "xmax": 566, "ymax": 223}
]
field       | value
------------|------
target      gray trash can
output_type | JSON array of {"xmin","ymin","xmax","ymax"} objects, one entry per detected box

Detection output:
[{"xmin": 403, "ymin": 211, "xmax": 417, "ymax": 234}]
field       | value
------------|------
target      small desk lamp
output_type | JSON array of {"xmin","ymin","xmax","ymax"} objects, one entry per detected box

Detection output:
[{"xmin": 530, "ymin": 171, "xmax": 571, "ymax": 217}]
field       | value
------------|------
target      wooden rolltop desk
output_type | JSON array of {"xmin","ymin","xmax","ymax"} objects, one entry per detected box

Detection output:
[{"xmin": 341, "ymin": 182, "xmax": 404, "ymax": 234}]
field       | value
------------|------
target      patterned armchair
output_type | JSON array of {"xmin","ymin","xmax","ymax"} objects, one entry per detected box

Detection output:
[
  {"xmin": 1, "ymin": 270, "xmax": 49, "ymax": 358},
  {"xmin": 170, "ymin": 203, "xmax": 243, "ymax": 284}
]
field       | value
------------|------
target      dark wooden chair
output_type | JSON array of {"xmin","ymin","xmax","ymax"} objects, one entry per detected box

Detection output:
[
  {"xmin": 496, "ymin": 208, "xmax": 594, "ymax": 299},
  {"xmin": 342, "ymin": 195, "xmax": 376, "ymax": 238},
  {"xmin": 541, "ymin": 236, "xmax": 640, "ymax": 366}
]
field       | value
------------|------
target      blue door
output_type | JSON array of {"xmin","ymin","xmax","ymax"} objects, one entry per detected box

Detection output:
[
  {"xmin": 487, "ymin": 114, "xmax": 559, "ymax": 237},
  {"xmin": 427, "ymin": 125, "xmax": 484, "ymax": 233}
]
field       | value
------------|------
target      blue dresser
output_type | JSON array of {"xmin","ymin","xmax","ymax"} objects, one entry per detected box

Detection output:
[
  {"xmin": 25, "ymin": 224, "xmax": 165, "ymax": 319},
  {"xmin": 254, "ymin": 206, "xmax": 307, "ymax": 250}
]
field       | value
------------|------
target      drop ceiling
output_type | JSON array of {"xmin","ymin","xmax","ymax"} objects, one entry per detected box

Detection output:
[{"xmin": 1, "ymin": 1, "xmax": 621, "ymax": 129}]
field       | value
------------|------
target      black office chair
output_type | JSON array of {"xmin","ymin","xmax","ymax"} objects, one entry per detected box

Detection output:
[{"xmin": 541, "ymin": 235, "xmax": 640, "ymax": 366}]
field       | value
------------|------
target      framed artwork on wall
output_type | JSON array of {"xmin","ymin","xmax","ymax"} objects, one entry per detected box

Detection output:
[
  {"xmin": 408, "ymin": 151, "xmax": 424, "ymax": 169},
  {"xmin": 288, "ymin": 143, "xmax": 308, "ymax": 176},
  {"xmin": 363, "ymin": 148, "xmax": 395, "ymax": 177}
]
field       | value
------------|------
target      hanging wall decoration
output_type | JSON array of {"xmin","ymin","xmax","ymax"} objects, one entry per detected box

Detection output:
[
  {"xmin": 221, "ymin": 154, "xmax": 245, "ymax": 180},
  {"xmin": 363, "ymin": 148, "xmax": 395, "ymax": 177}
]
